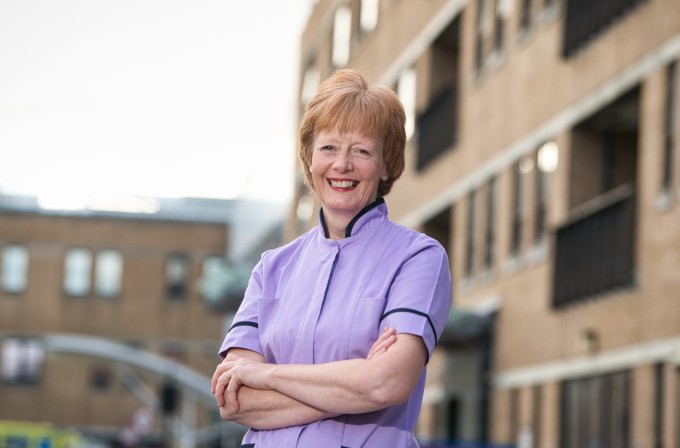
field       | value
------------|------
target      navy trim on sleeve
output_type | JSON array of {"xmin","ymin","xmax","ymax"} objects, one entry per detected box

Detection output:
[
  {"xmin": 228, "ymin": 321, "xmax": 259, "ymax": 332},
  {"xmin": 380, "ymin": 307, "xmax": 438, "ymax": 341}
]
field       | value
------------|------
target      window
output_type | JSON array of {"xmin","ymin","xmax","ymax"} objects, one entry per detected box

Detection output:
[
  {"xmin": 359, "ymin": 0, "xmax": 379, "ymax": 34},
  {"xmin": 533, "ymin": 385, "xmax": 542, "ymax": 447},
  {"xmin": 90, "ymin": 366, "xmax": 112, "ymax": 391},
  {"xmin": 519, "ymin": 0, "xmax": 533, "ymax": 33},
  {"xmin": 64, "ymin": 248, "xmax": 92, "ymax": 297},
  {"xmin": 474, "ymin": 0, "xmax": 486, "ymax": 72},
  {"xmin": 494, "ymin": 0, "xmax": 509, "ymax": 53},
  {"xmin": 509, "ymin": 388, "xmax": 520, "ymax": 442},
  {"xmin": 484, "ymin": 177, "xmax": 496, "ymax": 269},
  {"xmin": 465, "ymin": 190, "xmax": 476, "ymax": 278},
  {"xmin": 654, "ymin": 363, "xmax": 664, "ymax": 448},
  {"xmin": 95, "ymin": 250, "xmax": 123, "ymax": 298},
  {"xmin": 510, "ymin": 159, "xmax": 529, "ymax": 256},
  {"xmin": 560, "ymin": 371, "xmax": 630, "ymax": 448},
  {"xmin": 397, "ymin": 67, "xmax": 417, "ymax": 140},
  {"xmin": 536, "ymin": 141, "xmax": 559, "ymax": 243},
  {"xmin": 662, "ymin": 61, "xmax": 677, "ymax": 193},
  {"xmin": 1, "ymin": 244, "xmax": 29, "ymax": 294},
  {"xmin": 166, "ymin": 254, "xmax": 188, "ymax": 300},
  {"xmin": 1, "ymin": 337, "xmax": 44, "ymax": 385},
  {"xmin": 332, "ymin": 5, "xmax": 352, "ymax": 67}
]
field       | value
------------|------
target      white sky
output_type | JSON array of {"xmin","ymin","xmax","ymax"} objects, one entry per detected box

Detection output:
[{"xmin": 0, "ymin": 1, "xmax": 311, "ymax": 204}]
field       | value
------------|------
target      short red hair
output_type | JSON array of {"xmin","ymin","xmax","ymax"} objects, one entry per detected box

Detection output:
[{"xmin": 298, "ymin": 68, "xmax": 406, "ymax": 198}]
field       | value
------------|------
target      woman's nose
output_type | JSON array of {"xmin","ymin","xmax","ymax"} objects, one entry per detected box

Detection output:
[{"xmin": 333, "ymin": 149, "xmax": 353, "ymax": 171}]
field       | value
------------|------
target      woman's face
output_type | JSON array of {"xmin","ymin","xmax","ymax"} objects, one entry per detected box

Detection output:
[{"xmin": 310, "ymin": 128, "xmax": 387, "ymax": 219}]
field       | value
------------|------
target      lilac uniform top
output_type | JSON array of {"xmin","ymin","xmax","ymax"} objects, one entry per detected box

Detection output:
[{"xmin": 219, "ymin": 199, "xmax": 452, "ymax": 448}]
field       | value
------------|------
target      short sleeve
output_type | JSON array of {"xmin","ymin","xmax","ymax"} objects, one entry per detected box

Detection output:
[
  {"xmin": 380, "ymin": 239, "xmax": 452, "ymax": 360},
  {"xmin": 218, "ymin": 258, "xmax": 265, "ymax": 359}
]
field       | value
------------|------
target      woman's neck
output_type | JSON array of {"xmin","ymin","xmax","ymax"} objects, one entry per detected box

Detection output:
[{"xmin": 321, "ymin": 209, "xmax": 353, "ymax": 240}]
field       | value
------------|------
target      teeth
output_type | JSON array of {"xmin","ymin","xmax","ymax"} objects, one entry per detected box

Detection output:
[{"xmin": 330, "ymin": 180, "xmax": 358, "ymax": 188}]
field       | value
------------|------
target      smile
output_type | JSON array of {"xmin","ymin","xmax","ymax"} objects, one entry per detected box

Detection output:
[{"xmin": 328, "ymin": 179, "xmax": 359, "ymax": 189}]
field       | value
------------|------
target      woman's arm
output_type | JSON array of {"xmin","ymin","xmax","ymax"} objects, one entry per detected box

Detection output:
[
  {"xmin": 212, "ymin": 328, "xmax": 398, "ymax": 429},
  {"xmin": 216, "ymin": 332, "xmax": 427, "ymax": 416}
]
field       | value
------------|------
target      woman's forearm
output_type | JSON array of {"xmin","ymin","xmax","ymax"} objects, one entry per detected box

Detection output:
[
  {"xmin": 223, "ymin": 334, "xmax": 426, "ymax": 415},
  {"xmin": 220, "ymin": 386, "xmax": 338, "ymax": 430}
]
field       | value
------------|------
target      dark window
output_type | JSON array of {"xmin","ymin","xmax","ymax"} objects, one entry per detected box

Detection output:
[
  {"xmin": 663, "ymin": 61, "xmax": 677, "ymax": 193},
  {"xmin": 475, "ymin": 0, "xmax": 486, "ymax": 72},
  {"xmin": 563, "ymin": 0, "xmax": 648, "ymax": 57},
  {"xmin": 465, "ymin": 190, "xmax": 476, "ymax": 278},
  {"xmin": 510, "ymin": 388, "xmax": 520, "ymax": 442},
  {"xmin": 560, "ymin": 371, "xmax": 630, "ymax": 448},
  {"xmin": 166, "ymin": 254, "xmax": 188, "ymax": 300},
  {"xmin": 417, "ymin": 86, "xmax": 457, "ymax": 170},
  {"xmin": 90, "ymin": 366, "xmax": 112, "ymax": 391},
  {"xmin": 494, "ymin": 0, "xmax": 506, "ymax": 53},
  {"xmin": 519, "ymin": 0, "xmax": 532, "ymax": 33},
  {"xmin": 654, "ymin": 363, "xmax": 664, "ymax": 448},
  {"xmin": 533, "ymin": 385, "xmax": 542, "ymax": 447},
  {"xmin": 510, "ymin": 160, "xmax": 525, "ymax": 256},
  {"xmin": 552, "ymin": 185, "xmax": 635, "ymax": 307},
  {"xmin": 535, "ymin": 155, "xmax": 547, "ymax": 243},
  {"xmin": 484, "ymin": 177, "xmax": 496, "ymax": 269}
]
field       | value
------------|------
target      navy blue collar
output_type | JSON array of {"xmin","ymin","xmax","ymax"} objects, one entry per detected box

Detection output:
[{"xmin": 319, "ymin": 198, "xmax": 385, "ymax": 239}]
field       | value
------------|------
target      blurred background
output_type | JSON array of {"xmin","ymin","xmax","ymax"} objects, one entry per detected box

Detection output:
[{"xmin": 1, "ymin": 0, "xmax": 679, "ymax": 447}]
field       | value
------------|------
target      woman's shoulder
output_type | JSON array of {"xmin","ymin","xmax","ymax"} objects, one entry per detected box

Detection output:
[
  {"xmin": 385, "ymin": 220, "xmax": 447, "ymax": 253},
  {"xmin": 259, "ymin": 226, "xmax": 319, "ymax": 264}
]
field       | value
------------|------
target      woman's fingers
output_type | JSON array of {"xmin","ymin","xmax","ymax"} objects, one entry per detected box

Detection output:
[
  {"xmin": 367, "ymin": 327, "xmax": 397, "ymax": 359},
  {"xmin": 214, "ymin": 370, "xmax": 232, "ymax": 407},
  {"xmin": 226, "ymin": 372, "xmax": 242, "ymax": 412}
]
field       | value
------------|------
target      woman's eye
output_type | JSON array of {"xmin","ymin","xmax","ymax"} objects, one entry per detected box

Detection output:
[{"xmin": 321, "ymin": 145, "xmax": 334, "ymax": 151}]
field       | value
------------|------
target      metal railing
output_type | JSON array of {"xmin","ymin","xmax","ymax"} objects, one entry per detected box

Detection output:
[
  {"xmin": 416, "ymin": 86, "xmax": 457, "ymax": 171},
  {"xmin": 562, "ymin": 0, "xmax": 648, "ymax": 57},
  {"xmin": 552, "ymin": 184, "xmax": 636, "ymax": 308}
]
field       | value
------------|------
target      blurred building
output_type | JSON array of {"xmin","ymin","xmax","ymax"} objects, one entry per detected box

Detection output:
[
  {"xmin": 0, "ymin": 195, "xmax": 283, "ymax": 446},
  {"xmin": 291, "ymin": 0, "xmax": 680, "ymax": 447}
]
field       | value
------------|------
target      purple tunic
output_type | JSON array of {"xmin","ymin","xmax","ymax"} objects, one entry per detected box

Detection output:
[{"xmin": 220, "ymin": 199, "xmax": 452, "ymax": 448}]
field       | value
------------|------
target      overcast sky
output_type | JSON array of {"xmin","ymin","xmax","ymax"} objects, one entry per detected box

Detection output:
[{"xmin": 0, "ymin": 1, "xmax": 311, "ymax": 206}]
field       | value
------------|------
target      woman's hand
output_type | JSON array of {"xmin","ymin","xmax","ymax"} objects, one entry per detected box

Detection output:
[{"xmin": 367, "ymin": 327, "xmax": 397, "ymax": 359}]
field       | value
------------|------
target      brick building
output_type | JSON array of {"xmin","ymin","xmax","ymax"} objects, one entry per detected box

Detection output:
[
  {"xmin": 289, "ymin": 0, "xmax": 680, "ymax": 446},
  {"xmin": 0, "ymin": 195, "xmax": 255, "ymax": 445}
]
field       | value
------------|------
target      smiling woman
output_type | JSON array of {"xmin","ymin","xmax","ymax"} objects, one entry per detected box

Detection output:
[{"xmin": 211, "ymin": 69, "xmax": 452, "ymax": 448}]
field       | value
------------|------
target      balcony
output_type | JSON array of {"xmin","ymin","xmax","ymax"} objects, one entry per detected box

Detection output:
[
  {"xmin": 417, "ymin": 86, "xmax": 457, "ymax": 171},
  {"xmin": 562, "ymin": 0, "xmax": 648, "ymax": 57},
  {"xmin": 552, "ymin": 184, "xmax": 636, "ymax": 308}
]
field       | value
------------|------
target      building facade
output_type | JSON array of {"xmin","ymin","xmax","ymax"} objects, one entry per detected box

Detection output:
[
  {"xmin": 0, "ymin": 197, "xmax": 245, "ymax": 445},
  {"xmin": 291, "ymin": 0, "xmax": 680, "ymax": 446}
]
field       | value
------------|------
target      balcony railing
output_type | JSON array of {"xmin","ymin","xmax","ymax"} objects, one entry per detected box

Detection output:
[
  {"xmin": 417, "ymin": 85, "xmax": 457, "ymax": 171},
  {"xmin": 552, "ymin": 184, "xmax": 636, "ymax": 308},
  {"xmin": 562, "ymin": 0, "xmax": 648, "ymax": 57}
]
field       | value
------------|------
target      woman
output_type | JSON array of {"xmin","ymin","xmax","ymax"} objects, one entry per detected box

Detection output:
[{"xmin": 211, "ymin": 68, "xmax": 451, "ymax": 447}]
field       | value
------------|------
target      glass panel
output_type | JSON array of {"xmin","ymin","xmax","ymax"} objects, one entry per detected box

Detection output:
[
  {"xmin": 1, "ymin": 338, "xmax": 44, "ymax": 385},
  {"xmin": 64, "ymin": 248, "xmax": 92, "ymax": 297},
  {"xmin": 2, "ymin": 245, "xmax": 29, "ymax": 294},
  {"xmin": 360, "ymin": 0, "xmax": 379, "ymax": 33},
  {"xmin": 95, "ymin": 250, "xmax": 123, "ymax": 298},
  {"xmin": 166, "ymin": 254, "xmax": 188, "ymax": 300},
  {"xmin": 398, "ymin": 68, "xmax": 417, "ymax": 140},
  {"xmin": 332, "ymin": 6, "xmax": 352, "ymax": 67}
]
